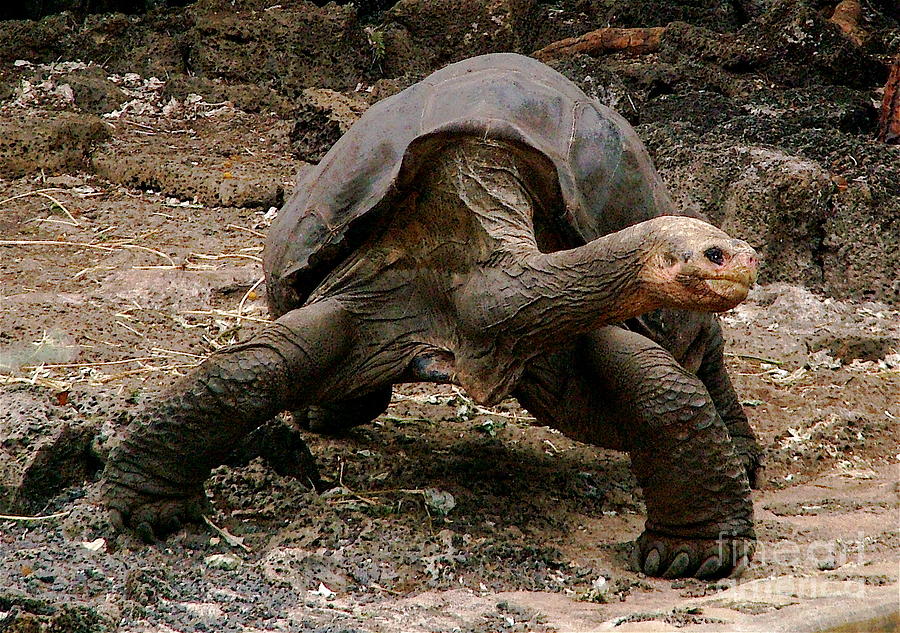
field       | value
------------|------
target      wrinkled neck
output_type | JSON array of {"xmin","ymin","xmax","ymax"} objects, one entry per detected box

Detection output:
[{"xmin": 462, "ymin": 223, "xmax": 658, "ymax": 355}]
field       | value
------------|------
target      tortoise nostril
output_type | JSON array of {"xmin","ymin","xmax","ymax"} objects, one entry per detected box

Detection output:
[{"xmin": 704, "ymin": 247, "xmax": 725, "ymax": 266}]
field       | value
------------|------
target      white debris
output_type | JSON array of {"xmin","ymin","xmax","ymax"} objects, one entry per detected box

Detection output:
[
  {"xmin": 424, "ymin": 488, "xmax": 456, "ymax": 516},
  {"xmin": 81, "ymin": 538, "xmax": 107, "ymax": 552},
  {"xmin": 311, "ymin": 583, "xmax": 335, "ymax": 598},
  {"xmin": 806, "ymin": 349, "xmax": 841, "ymax": 371},
  {"xmin": 204, "ymin": 553, "xmax": 242, "ymax": 570}
]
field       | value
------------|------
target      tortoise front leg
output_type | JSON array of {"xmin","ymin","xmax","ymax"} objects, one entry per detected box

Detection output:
[
  {"xmin": 625, "ymin": 311, "xmax": 762, "ymax": 488},
  {"xmin": 695, "ymin": 317, "xmax": 762, "ymax": 488},
  {"xmin": 515, "ymin": 326, "xmax": 754, "ymax": 579},
  {"xmin": 102, "ymin": 299, "xmax": 397, "ymax": 540}
]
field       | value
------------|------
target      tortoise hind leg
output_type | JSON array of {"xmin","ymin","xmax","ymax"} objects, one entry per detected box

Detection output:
[
  {"xmin": 102, "ymin": 299, "xmax": 407, "ymax": 540},
  {"xmin": 294, "ymin": 387, "xmax": 393, "ymax": 435},
  {"xmin": 515, "ymin": 326, "xmax": 754, "ymax": 579}
]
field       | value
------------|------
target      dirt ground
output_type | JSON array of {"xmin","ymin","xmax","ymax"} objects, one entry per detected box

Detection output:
[{"xmin": 1, "ymin": 1, "xmax": 899, "ymax": 631}]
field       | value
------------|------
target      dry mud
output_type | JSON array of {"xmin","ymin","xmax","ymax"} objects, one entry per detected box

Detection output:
[{"xmin": 1, "ymin": 0, "xmax": 899, "ymax": 631}]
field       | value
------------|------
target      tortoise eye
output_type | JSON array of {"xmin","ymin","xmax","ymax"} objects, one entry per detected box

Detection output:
[{"xmin": 704, "ymin": 247, "xmax": 725, "ymax": 266}]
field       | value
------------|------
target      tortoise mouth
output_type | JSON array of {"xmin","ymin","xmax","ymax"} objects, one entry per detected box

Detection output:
[{"xmin": 702, "ymin": 271, "xmax": 755, "ymax": 304}]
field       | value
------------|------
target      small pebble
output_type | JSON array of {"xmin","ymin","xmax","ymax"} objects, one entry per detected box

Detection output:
[{"xmin": 204, "ymin": 554, "xmax": 242, "ymax": 571}]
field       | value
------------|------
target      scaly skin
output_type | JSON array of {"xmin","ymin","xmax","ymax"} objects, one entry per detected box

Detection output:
[
  {"xmin": 102, "ymin": 140, "xmax": 758, "ymax": 576},
  {"xmin": 626, "ymin": 309, "xmax": 763, "ymax": 487},
  {"xmin": 695, "ymin": 319, "xmax": 763, "ymax": 487},
  {"xmin": 104, "ymin": 301, "xmax": 355, "ymax": 540},
  {"xmin": 515, "ymin": 325, "xmax": 755, "ymax": 578}
]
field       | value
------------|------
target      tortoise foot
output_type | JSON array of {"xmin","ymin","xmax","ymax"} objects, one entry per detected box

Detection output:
[
  {"xmin": 102, "ymin": 476, "xmax": 209, "ymax": 543},
  {"xmin": 631, "ymin": 530, "xmax": 755, "ymax": 579}
]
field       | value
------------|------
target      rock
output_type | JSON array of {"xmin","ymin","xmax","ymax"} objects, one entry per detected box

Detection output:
[
  {"xmin": 60, "ymin": 67, "xmax": 128, "ymax": 115},
  {"xmin": 182, "ymin": 0, "xmax": 371, "ymax": 95},
  {"xmin": 1, "ymin": 0, "xmax": 371, "ymax": 94},
  {"xmin": 809, "ymin": 332, "xmax": 900, "ymax": 364},
  {"xmin": 1, "ymin": 0, "xmax": 184, "ymax": 21},
  {"xmin": 0, "ymin": 112, "xmax": 110, "ymax": 179},
  {"xmin": 822, "ymin": 180, "xmax": 900, "ymax": 302},
  {"xmin": 381, "ymin": 0, "xmax": 541, "ymax": 75},
  {"xmin": 261, "ymin": 548, "xmax": 353, "ymax": 592},
  {"xmin": 162, "ymin": 75, "xmax": 293, "ymax": 114},
  {"xmin": 0, "ymin": 389, "xmax": 101, "ymax": 513},
  {"xmin": 91, "ymin": 148, "xmax": 286, "ymax": 209},
  {"xmin": 0, "ymin": 596, "xmax": 113, "ymax": 633},
  {"xmin": 290, "ymin": 88, "xmax": 370, "ymax": 162},
  {"xmin": 734, "ymin": 0, "xmax": 885, "ymax": 90},
  {"xmin": 609, "ymin": 0, "xmax": 742, "ymax": 32},
  {"xmin": 204, "ymin": 554, "xmax": 243, "ymax": 570}
]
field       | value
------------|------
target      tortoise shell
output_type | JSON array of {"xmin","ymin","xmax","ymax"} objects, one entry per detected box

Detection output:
[{"xmin": 264, "ymin": 52, "xmax": 678, "ymax": 315}]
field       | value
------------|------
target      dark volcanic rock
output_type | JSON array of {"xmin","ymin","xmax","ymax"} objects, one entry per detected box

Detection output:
[
  {"xmin": 1, "ymin": 0, "xmax": 190, "ymax": 21},
  {"xmin": 60, "ymin": 67, "xmax": 129, "ymax": 114},
  {"xmin": 0, "ymin": 387, "xmax": 102, "ymax": 513},
  {"xmin": 181, "ymin": 0, "xmax": 371, "ymax": 95},
  {"xmin": 161, "ymin": 74, "xmax": 292, "ymax": 114},
  {"xmin": 289, "ymin": 88, "xmax": 369, "ymax": 163},
  {"xmin": 381, "ymin": 0, "xmax": 541, "ymax": 76}
]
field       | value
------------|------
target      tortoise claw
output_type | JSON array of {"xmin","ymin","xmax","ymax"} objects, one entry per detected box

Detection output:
[
  {"xmin": 633, "ymin": 530, "xmax": 755, "ymax": 579},
  {"xmin": 729, "ymin": 554, "xmax": 751, "ymax": 579},
  {"xmin": 135, "ymin": 521, "xmax": 156, "ymax": 544},
  {"xmin": 102, "ymin": 471, "xmax": 209, "ymax": 542},
  {"xmin": 662, "ymin": 551, "xmax": 692, "ymax": 578},
  {"xmin": 695, "ymin": 555, "xmax": 724, "ymax": 579},
  {"xmin": 731, "ymin": 434, "xmax": 763, "ymax": 489},
  {"xmin": 643, "ymin": 547, "xmax": 662, "ymax": 576}
]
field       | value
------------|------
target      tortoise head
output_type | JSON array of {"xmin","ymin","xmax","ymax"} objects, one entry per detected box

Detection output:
[{"xmin": 640, "ymin": 216, "xmax": 759, "ymax": 313}]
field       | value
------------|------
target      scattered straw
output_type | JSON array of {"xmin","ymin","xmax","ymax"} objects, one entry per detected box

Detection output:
[
  {"xmin": 726, "ymin": 353, "xmax": 784, "ymax": 366},
  {"xmin": 21, "ymin": 356, "xmax": 158, "ymax": 369},
  {"xmin": 150, "ymin": 347, "xmax": 209, "ymax": 360},
  {"xmin": 27, "ymin": 217, "xmax": 79, "ymax": 227},
  {"xmin": 0, "ymin": 510, "xmax": 71, "ymax": 522},
  {"xmin": 0, "ymin": 189, "xmax": 80, "ymax": 225},
  {"xmin": 390, "ymin": 389, "xmax": 536, "ymax": 422},
  {"xmin": 0, "ymin": 372, "xmax": 71, "ymax": 391},
  {"xmin": 227, "ymin": 223, "xmax": 266, "ymax": 238},
  {"xmin": 0, "ymin": 239, "xmax": 116, "ymax": 251},
  {"xmin": 203, "ymin": 515, "xmax": 252, "ymax": 552},
  {"xmin": 237, "ymin": 277, "xmax": 265, "ymax": 317},
  {"xmin": 0, "ymin": 240, "xmax": 175, "ymax": 266},
  {"xmin": 185, "ymin": 309, "xmax": 272, "ymax": 324},
  {"xmin": 323, "ymin": 485, "xmax": 434, "ymax": 507},
  {"xmin": 120, "ymin": 244, "xmax": 176, "ymax": 267},
  {"xmin": 116, "ymin": 320, "xmax": 144, "ymax": 338},
  {"xmin": 94, "ymin": 362, "xmax": 200, "ymax": 383},
  {"xmin": 190, "ymin": 252, "xmax": 263, "ymax": 263}
]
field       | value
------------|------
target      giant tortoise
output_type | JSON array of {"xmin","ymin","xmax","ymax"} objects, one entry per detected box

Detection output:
[{"xmin": 103, "ymin": 53, "xmax": 761, "ymax": 579}]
